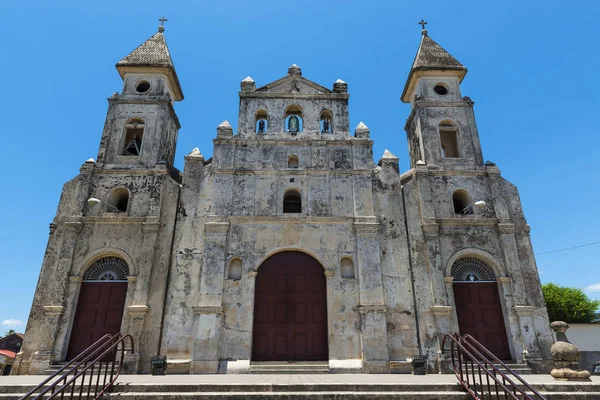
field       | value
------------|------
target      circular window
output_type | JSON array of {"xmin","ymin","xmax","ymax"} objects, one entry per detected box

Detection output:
[
  {"xmin": 136, "ymin": 81, "xmax": 151, "ymax": 93},
  {"xmin": 434, "ymin": 84, "xmax": 448, "ymax": 96}
]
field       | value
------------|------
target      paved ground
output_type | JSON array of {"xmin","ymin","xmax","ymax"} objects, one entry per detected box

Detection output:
[{"xmin": 1, "ymin": 374, "xmax": 599, "ymax": 386}]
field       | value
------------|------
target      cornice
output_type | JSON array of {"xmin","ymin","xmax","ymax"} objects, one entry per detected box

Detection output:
[
  {"xmin": 229, "ymin": 216, "xmax": 354, "ymax": 225},
  {"xmin": 239, "ymin": 92, "xmax": 349, "ymax": 100},
  {"xmin": 79, "ymin": 216, "xmax": 160, "ymax": 226},
  {"xmin": 213, "ymin": 138, "xmax": 373, "ymax": 146},
  {"xmin": 437, "ymin": 218, "xmax": 499, "ymax": 228},
  {"xmin": 213, "ymin": 169, "xmax": 372, "ymax": 176}
]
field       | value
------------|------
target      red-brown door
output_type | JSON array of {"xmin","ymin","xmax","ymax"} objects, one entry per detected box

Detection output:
[
  {"xmin": 252, "ymin": 252, "xmax": 328, "ymax": 361},
  {"xmin": 454, "ymin": 282, "xmax": 511, "ymax": 360},
  {"xmin": 66, "ymin": 282, "xmax": 127, "ymax": 360}
]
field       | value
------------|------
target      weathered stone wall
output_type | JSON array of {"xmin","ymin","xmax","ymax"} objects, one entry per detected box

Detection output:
[{"xmin": 17, "ymin": 61, "xmax": 554, "ymax": 376}]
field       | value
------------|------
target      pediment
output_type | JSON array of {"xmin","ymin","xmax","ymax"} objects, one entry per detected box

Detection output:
[{"xmin": 255, "ymin": 75, "xmax": 332, "ymax": 95}]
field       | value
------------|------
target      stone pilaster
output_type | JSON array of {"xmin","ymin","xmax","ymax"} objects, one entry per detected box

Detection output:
[
  {"xmin": 354, "ymin": 218, "xmax": 389, "ymax": 372},
  {"xmin": 354, "ymin": 217, "xmax": 385, "ymax": 306},
  {"xmin": 131, "ymin": 220, "xmax": 160, "ymax": 306},
  {"xmin": 497, "ymin": 223, "xmax": 527, "ymax": 306},
  {"xmin": 53, "ymin": 276, "xmax": 82, "ymax": 361},
  {"xmin": 191, "ymin": 216, "xmax": 229, "ymax": 373},
  {"xmin": 30, "ymin": 221, "xmax": 82, "ymax": 373}
]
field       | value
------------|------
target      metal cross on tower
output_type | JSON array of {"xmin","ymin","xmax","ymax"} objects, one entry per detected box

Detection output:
[
  {"xmin": 418, "ymin": 19, "xmax": 427, "ymax": 30},
  {"xmin": 158, "ymin": 16, "xmax": 168, "ymax": 32}
]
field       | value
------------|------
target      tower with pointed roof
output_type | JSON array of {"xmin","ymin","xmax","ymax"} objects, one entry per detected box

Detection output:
[
  {"xmin": 14, "ymin": 25, "xmax": 183, "ymax": 375},
  {"xmin": 399, "ymin": 28, "xmax": 553, "ymax": 372},
  {"xmin": 97, "ymin": 27, "xmax": 183, "ymax": 168}
]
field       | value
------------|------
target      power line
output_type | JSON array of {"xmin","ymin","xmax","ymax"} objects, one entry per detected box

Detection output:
[{"xmin": 535, "ymin": 241, "xmax": 600, "ymax": 256}]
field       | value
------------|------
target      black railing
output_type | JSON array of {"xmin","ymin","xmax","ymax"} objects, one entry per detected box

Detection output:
[
  {"xmin": 442, "ymin": 333, "xmax": 546, "ymax": 400},
  {"xmin": 20, "ymin": 333, "xmax": 134, "ymax": 400}
]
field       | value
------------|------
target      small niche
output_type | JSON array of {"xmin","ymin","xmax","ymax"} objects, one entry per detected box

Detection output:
[
  {"xmin": 452, "ymin": 189, "xmax": 472, "ymax": 215},
  {"xmin": 341, "ymin": 257, "xmax": 355, "ymax": 279},
  {"xmin": 107, "ymin": 187, "xmax": 129, "ymax": 213},
  {"xmin": 228, "ymin": 258, "xmax": 242, "ymax": 280},
  {"xmin": 288, "ymin": 155, "xmax": 299, "ymax": 168}
]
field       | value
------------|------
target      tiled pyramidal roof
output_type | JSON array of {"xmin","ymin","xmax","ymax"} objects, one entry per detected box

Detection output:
[
  {"xmin": 411, "ymin": 34, "xmax": 466, "ymax": 72},
  {"xmin": 117, "ymin": 31, "xmax": 174, "ymax": 68},
  {"xmin": 401, "ymin": 32, "xmax": 467, "ymax": 102}
]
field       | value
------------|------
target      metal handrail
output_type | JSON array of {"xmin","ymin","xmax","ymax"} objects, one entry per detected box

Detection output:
[
  {"xmin": 442, "ymin": 333, "xmax": 546, "ymax": 400},
  {"xmin": 20, "ymin": 333, "xmax": 134, "ymax": 400}
]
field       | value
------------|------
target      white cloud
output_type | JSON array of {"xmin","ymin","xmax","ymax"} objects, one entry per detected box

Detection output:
[
  {"xmin": 1, "ymin": 319, "xmax": 23, "ymax": 328},
  {"xmin": 585, "ymin": 283, "xmax": 600, "ymax": 292}
]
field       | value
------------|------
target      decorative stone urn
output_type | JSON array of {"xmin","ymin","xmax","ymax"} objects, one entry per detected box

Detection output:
[{"xmin": 549, "ymin": 321, "xmax": 591, "ymax": 381}]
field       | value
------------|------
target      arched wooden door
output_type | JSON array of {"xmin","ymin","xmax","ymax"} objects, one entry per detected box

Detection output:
[
  {"xmin": 252, "ymin": 251, "xmax": 328, "ymax": 361},
  {"xmin": 452, "ymin": 257, "xmax": 511, "ymax": 360},
  {"xmin": 66, "ymin": 257, "xmax": 128, "ymax": 360}
]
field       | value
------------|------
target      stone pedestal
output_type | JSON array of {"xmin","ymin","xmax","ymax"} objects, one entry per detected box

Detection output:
[
  {"xmin": 549, "ymin": 321, "xmax": 591, "ymax": 381},
  {"xmin": 191, "ymin": 306, "xmax": 222, "ymax": 374},
  {"xmin": 358, "ymin": 305, "xmax": 390, "ymax": 373}
]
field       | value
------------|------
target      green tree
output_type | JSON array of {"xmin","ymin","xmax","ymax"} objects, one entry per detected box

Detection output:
[
  {"xmin": 542, "ymin": 283, "xmax": 600, "ymax": 323},
  {"xmin": 3, "ymin": 329, "xmax": 15, "ymax": 337}
]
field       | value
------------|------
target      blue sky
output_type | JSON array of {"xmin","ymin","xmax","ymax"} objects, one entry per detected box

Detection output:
[{"xmin": 1, "ymin": 0, "xmax": 599, "ymax": 333}]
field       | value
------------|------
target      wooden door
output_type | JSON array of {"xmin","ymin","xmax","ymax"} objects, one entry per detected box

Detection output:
[
  {"xmin": 252, "ymin": 252, "xmax": 328, "ymax": 361},
  {"xmin": 66, "ymin": 282, "xmax": 127, "ymax": 360},
  {"xmin": 454, "ymin": 282, "xmax": 511, "ymax": 360}
]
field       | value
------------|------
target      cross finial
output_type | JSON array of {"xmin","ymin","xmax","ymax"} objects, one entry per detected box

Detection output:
[
  {"xmin": 158, "ymin": 16, "xmax": 168, "ymax": 32},
  {"xmin": 418, "ymin": 19, "xmax": 427, "ymax": 30}
]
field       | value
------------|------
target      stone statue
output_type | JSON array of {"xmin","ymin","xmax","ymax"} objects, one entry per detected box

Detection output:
[
  {"xmin": 288, "ymin": 115, "xmax": 299, "ymax": 133},
  {"xmin": 322, "ymin": 118, "xmax": 330, "ymax": 133},
  {"xmin": 257, "ymin": 119, "xmax": 266, "ymax": 133}
]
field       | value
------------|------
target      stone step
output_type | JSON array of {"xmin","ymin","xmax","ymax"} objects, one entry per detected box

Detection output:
[
  {"xmin": 43, "ymin": 362, "xmax": 120, "ymax": 375},
  {"xmin": 249, "ymin": 361, "xmax": 330, "ymax": 374},
  {"xmin": 103, "ymin": 391, "xmax": 470, "ymax": 399},
  {"xmin": 4, "ymin": 392, "xmax": 600, "ymax": 400},
  {"xmin": 460, "ymin": 363, "xmax": 532, "ymax": 375},
  {"xmin": 109, "ymin": 383, "xmax": 463, "ymax": 393},
  {"xmin": 3, "ymin": 392, "xmax": 600, "ymax": 400}
]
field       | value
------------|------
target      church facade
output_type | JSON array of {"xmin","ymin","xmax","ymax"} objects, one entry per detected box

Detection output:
[{"xmin": 14, "ymin": 26, "xmax": 554, "ymax": 375}]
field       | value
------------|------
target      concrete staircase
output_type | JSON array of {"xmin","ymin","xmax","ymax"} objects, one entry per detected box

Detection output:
[
  {"xmin": 249, "ymin": 361, "xmax": 329, "ymax": 374},
  {"xmin": 43, "ymin": 361, "xmax": 119, "ymax": 375},
  {"xmin": 460, "ymin": 361, "xmax": 532, "ymax": 375},
  {"xmin": 1, "ymin": 374, "xmax": 599, "ymax": 400}
]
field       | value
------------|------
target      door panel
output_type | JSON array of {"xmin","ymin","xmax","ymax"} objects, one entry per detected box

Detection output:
[
  {"xmin": 454, "ymin": 282, "xmax": 511, "ymax": 360},
  {"xmin": 66, "ymin": 282, "xmax": 127, "ymax": 360},
  {"xmin": 252, "ymin": 251, "xmax": 328, "ymax": 361}
]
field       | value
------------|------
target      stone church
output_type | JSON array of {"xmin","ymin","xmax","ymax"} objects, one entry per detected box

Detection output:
[{"xmin": 14, "ymin": 24, "xmax": 554, "ymax": 375}]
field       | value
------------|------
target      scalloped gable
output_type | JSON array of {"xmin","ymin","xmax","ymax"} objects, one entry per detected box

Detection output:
[{"xmin": 254, "ymin": 75, "xmax": 332, "ymax": 95}]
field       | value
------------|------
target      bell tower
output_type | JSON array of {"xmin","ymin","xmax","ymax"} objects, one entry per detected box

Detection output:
[
  {"xmin": 402, "ymin": 27, "xmax": 483, "ymax": 169},
  {"xmin": 96, "ymin": 23, "xmax": 183, "ymax": 168}
]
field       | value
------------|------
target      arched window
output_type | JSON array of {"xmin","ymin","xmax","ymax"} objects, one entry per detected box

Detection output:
[
  {"xmin": 107, "ymin": 187, "xmax": 129, "ymax": 213},
  {"xmin": 451, "ymin": 257, "xmax": 495, "ymax": 282},
  {"xmin": 123, "ymin": 118, "xmax": 145, "ymax": 156},
  {"xmin": 439, "ymin": 120, "xmax": 459, "ymax": 158},
  {"xmin": 83, "ymin": 256, "xmax": 129, "ymax": 281},
  {"xmin": 285, "ymin": 105, "xmax": 303, "ymax": 134},
  {"xmin": 341, "ymin": 257, "xmax": 355, "ymax": 279},
  {"xmin": 255, "ymin": 110, "xmax": 268, "ymax": 133},
  {"xmin": 283, "ymin": 190, "xmax": 302, "ymax": 213},
  {"xmin": 320, "ymin": 110, "xmax": 333, "ymax": 133},
  {"xmin": 452, "ymin": 189, "xmax": 472, "ymax": 215},
  {"xmin": 228, "ymin": 258, "xmax": 242, "ymax": 280},
  {"xmin": 287, "ymin": 155, "xmax": 299, "ymax": 169}
]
